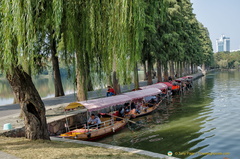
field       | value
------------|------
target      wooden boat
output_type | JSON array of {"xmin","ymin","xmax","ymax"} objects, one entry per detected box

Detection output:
[
  {"xmin": 60, "ymin": 94, "xmax": 132, "ymax": 141},
  {"xmin": 123, "ymin": 88, "xmax": 162, "ymax": 118},
  {"xmin": 133, "ymin": 100, "xmax": 162, "ymax": 118},
  {"xmin": 139, "ymin": 83, "xmax": 170, "ymax": 99},
  {"xmin": 60, "ymin": 88, "xmax": 162, "ymax": 140},
  {"xmin": 60, "ymin": 116, "xmax": 128, "ymax": 141}
]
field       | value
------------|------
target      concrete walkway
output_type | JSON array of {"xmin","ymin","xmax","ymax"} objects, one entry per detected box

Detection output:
[
  {"xmin": 0, "ymin": 79, "xmax": 159, "ymax": 118},
  {"xmin": 51, "ymin": 137, "xmax": 179, "ymax": 159},
  {"xmin": 0, "ymin": 151, "xmax": 20, "ymax": 159}
]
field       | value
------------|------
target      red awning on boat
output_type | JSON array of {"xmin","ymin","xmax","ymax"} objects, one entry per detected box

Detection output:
[
  {"xmin": 123, "ymin": 88, "xmax": 161, "ymax": 100},
  {"xmin": 78, "ymin": 95, "xmax": 132, "ymax": 111},
  {"xmin": 157, "ymin": 82, "xmax": 172, "ymax": 87},
  {"xmin": 139, "ymin": 83, "xmax": 168, "ymax": 91}
]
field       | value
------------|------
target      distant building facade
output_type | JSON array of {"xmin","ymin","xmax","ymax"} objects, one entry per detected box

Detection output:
[{"xmin": 216, "ymin": 35, "xmax": 230, "ymax": 52}]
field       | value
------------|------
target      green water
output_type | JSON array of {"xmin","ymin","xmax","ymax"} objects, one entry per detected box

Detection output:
[{"xmin": 98, "ymin": 71, "xmax": 239, "ymax": 159}]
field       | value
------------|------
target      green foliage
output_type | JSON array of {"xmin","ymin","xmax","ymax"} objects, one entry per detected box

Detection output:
[
  {"xmin": 60, "ymin": 0, "xmax": 146, "ymax": 87},
  {"xmin": 0, "ymin": 0, "xmax": 214, "ymax": 86},
  {"xmin": 214, "ymin": 51, "xmax": 240, "ymax": 69}
]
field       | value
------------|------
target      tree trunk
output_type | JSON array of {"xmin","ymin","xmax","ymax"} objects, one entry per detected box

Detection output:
[
  {"xmin": 7, "ymin": 67, "xmax": 50, "ymax": 140},
  {"xmin": 134, "ymin": 62, "xmax": 139, "ymax": 89},
  {"xmin": 187, "ymin": 63, "xmax": 191, "ymax": 74},
  {"xmin": 147, "ymin": 59, "xmax": 153, "ymax": 85},
  {"xmin": 143, "ymin": 61, "xmax": 147, "ymax": 80},
  {"xmin": 175, "ymin": 61, "xmax": 180, "ymax": 78},
  {"xmin": 76, "ymin": 53, "xmax": 87, "ymax": 101},
  {"xmin": 169, "ymin": 60, "xmax": 175, "ymax": 79},
  {"xmin": 157, "ymin": 61, "xmax": 162, "ymax": 82},
  {"xmin": 179, "ymin": 61, "xmax": 183, "ymax": 77},
  {"xmin": 190, "ymin": 63, "xmax": 194, "ymax": 74},
  {"xmin": 51, "ymin": 33, "xmax": 65, "ymax": 97},
  {"xmin": 163, "ymin": 61, "xmax": 168, "ymax": 81},
  {"xmin": 183, "ymin": 61, "xmax": 188, "ymax": 76},
  {"xmin": 113, "ymin": 71, "xmax": 121, "ymax": 94},
  {"xmin": 181, "ymin": 61, "xmax": 185, "ymax": 77},
  {"xmin": 202, "ymin": 63, "xmax": 206, "ymax": 71},
  {"xmin": 83, "ymin": 52, "xmax": 94, "ymax": 91}
]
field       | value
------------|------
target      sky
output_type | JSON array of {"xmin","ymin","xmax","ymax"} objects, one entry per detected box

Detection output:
[{"xmin": 190, "ymin": 0, "xmax": 240, "ymax": 52}]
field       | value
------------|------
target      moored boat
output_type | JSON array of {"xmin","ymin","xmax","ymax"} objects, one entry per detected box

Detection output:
[
  {"xmin": 60, "ymin": 94, "xmax": 132, "ymax": 140},
  {"xmin": 123, "ymin": 88, "xmax": 162, "ymax": 118}
]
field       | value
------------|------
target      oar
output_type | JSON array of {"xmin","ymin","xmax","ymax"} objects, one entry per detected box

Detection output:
[{"xmin": 106, "ymin": 113, "xmax": 139, "ymax": 124}]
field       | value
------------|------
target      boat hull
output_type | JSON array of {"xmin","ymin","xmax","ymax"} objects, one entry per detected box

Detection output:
[{"xmin": 60, "ymin": 119, "xmax": 127, "ymax": 141}]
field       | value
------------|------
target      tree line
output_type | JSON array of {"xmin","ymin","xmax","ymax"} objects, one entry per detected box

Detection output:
[
  {"xmin": 0, "ymin": 0, "xmax": 213, "ymax": 140},
  {"xmin": 214, "ymin": 51, "xmax": 240, "ymax": 69}
]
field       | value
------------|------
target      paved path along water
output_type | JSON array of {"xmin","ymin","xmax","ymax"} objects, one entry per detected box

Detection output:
[{"xmin": 0, "ymin": 79, "xmax": 158, "ymax": 118}]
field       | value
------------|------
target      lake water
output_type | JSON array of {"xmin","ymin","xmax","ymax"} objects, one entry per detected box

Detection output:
[
  {"xmin": 0, "ymin": 75, "xmax": 75, "ymax": 106},
  {"xmin": 0, "ymin": 71, "xmax": 146, "ymax": 106},
  {"xmin": 98, "ymin": 70, "xmax": 240, "ymax": 159}
]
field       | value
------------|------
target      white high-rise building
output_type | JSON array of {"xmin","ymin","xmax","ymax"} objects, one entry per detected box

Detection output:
[{"xmin": 216, "ymin": 35, "xmax": 230, "ymax": 52}]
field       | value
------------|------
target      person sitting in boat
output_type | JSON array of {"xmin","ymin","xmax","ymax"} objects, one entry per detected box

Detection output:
[
  {"xmin": 129, "ymin": 102, "xmax": 136, "ymax": 118},
  {"xmin": 87, "ymin": 114, "xmax": 102, "ymax": 129},
  {"xmin": 148, "ymin": 97, "xmax": 156, "ymax": 107},
  {"xmin": 135, "ymin": 102, "xmax": 142, "ymax": 114},
  {"xmin": 119, "ymin": 103, "xmax": 130, "ymax": 117}
]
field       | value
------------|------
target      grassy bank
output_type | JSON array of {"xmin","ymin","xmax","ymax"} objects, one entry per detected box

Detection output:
[{"xmin": 0, "ymin": 137, "xmax": 154, "ymax": 159}]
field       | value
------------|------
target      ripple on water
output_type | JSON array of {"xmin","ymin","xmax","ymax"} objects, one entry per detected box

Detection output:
[{"xmin": 98, "ymin": 71, "xmax": 240, "ymax": 159}]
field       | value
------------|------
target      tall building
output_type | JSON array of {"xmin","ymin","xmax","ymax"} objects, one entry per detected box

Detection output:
[{"xmin": 216, "ymin": 35, "xmax": 230, "ymax": 52}]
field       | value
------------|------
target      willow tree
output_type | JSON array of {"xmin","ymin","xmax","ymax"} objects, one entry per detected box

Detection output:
[
  {"xmin": 34, "ymin": 0, "xmax": 65, "ymax": 97},
  {"xmin": 0, "ymin": 0, "xmax": 55, "ymax": 140},
  {"xmin": 61, "ymin": 0, "xmax": 145, "ymax": 100}
]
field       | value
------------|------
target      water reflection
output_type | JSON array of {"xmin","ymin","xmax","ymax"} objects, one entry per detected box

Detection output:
[
  {"xmin": 98, "ymin": 71, "xmax": 240, "ymax": 159},
  {"xmin": 0, "ymin": 71, "xmax": 146, "ymax": 106},
  {"xmin": 0, "ymin": 75, "xmax": 75, "ymax": 105}
]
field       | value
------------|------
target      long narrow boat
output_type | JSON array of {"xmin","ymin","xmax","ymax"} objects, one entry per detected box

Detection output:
[
  {"xmin": 60, "ymin": 116, "xmax": 128, "ymax": 140},
  {"xmin": 60, "ymin": 95, "xmax": 132, "ymax": 140},
  {"xmin": 122, "ymin": 88, "xmax": 162, "ymax": 118},
  {"xmin": 139, "ymin": 82, "xmax": 171, "ymax": 99}
]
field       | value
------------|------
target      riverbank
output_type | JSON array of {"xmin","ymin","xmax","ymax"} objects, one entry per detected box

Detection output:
[{"xmin": 1, "ymin": 136, "xmax": 179, "ymax": 159}]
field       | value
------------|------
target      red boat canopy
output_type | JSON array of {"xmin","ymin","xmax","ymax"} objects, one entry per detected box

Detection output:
[
  {"xmin": 123, "ymin": 88, "xmax": 161, "ymax": 100},
  {"xmin": 140, "ymin": 83, "xmax": 168, "ymax": 91},
  {"xmin": 157, "ymin": 82, "xmax": 172, "ymax": 87}
]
